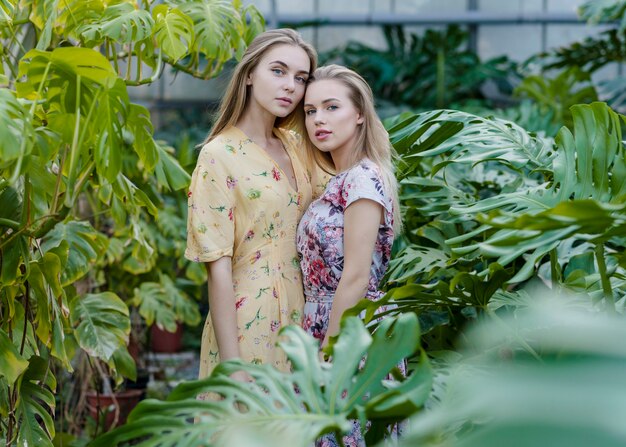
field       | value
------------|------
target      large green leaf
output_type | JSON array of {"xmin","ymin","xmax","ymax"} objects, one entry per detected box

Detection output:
[
  {"xmin": 154, "ymin": 142, "xmax": 191, "ymax": 191},
  {"xmin": 514, "ymin": 66, "xmax": 598, "ymax": 128},
  {"xmin": 57, "ymin": 0, "xmax": 105, "ymax": 41},
  {"xmin": 241, "ymin": 3, "xmax": 265, "ymax": 46},
  {"xmin": 401, "ymin": 296, "xmax": 626, "ymax": 447},
  {"xmin": 460, "ymin": 103, "xmax": 625, "ymax": 282},
  {"xmin": 579, "ymin": 0, "xmax": 626, "ymax": 29},
  {"xmin": 30, "ymin": 0, "xmax": 61, "ymax": 50},
  {"xmin": 0, "ymin": 328, "xmax": 29, "ymax": 385},
  {"xmin": 17, "ymin": 47, "xmax": 122, "ymax": 203},
  {"xmin": 18, "ymin": 47, "xmax": 118, "ymax": 95},
  {"xmin": 92, "ymin": 77, "xmax": 130, "ymax": 182},
  {"xmin": 125, "ymin": 103, "xmax": 158, "ymax": 171},
  {"xmin": 91, "ymin": 314, "xmax": 428, "ymax": 447},
  {"xmin": 69, "ymin": 291, "xmax": 130, "ymax": 361},
  {"xmin": 0, "ymin": 88, "xmax": 36, "ymax": 171},
  {"xmin": 172, "ymin": 0, "xmax": 245, "ymax": 76},
  {"xmin": 1, "ymin": 234, "xmax": 29, "ymax": 286},
  {"xmin": 131, "ymin": 274, "xmax": 200, "ymax": 331},
  {"xmin": 27, "ymin": 248, "xmax": 72, "ymax": 370},
  {"xmin": 388, "ymin": 108, "xmax": 555, "ymax": 178},
  {"xmin": 80, "ymin": 2, "xmax": 154, "ymax": 45},
  {"xmin": 394, "ymin": 102, "xmax": 626, "ymax": 284},
  {"xmin": 15, "ymin": 356, "xmax": 56, "ymax": 447},
  {"xmin": 41, "ymin": 220, "xmax": 108, "ymax": 286},
  {"xmin": 152, "ymin": 5, "xmax": 193, "ymax": 62}
]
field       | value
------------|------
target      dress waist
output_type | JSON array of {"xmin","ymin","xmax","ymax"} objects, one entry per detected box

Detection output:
[
  {"xmin": 304, "ymin": 290, "xmax": 384, "ymax": 303},
  {"xmin": 304, "ymin": 291, "xmax": 334, "ymax": 303}
]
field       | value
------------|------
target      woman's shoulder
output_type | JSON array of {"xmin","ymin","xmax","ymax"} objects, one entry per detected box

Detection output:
[
  {"xmin": 343, "ymin": 158, "xmax": 383, "ymax": 182},
  {"xmin": 197, "ymin": 127, "xmax": 244, "ymax": 160}
]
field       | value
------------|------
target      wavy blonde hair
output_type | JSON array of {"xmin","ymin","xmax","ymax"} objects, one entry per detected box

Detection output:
[
  {"xmin": 203, "ymin": 28, "xmax": 317, "ymax": 144},
  {"xmin": 305, "ymin": 64, "xmax": 402, "ymax": 233}
]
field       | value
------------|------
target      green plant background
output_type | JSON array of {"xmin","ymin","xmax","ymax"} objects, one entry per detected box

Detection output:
[{"xmin": 2, "ymin": 0, "xmax": 626, "ymax": 446}]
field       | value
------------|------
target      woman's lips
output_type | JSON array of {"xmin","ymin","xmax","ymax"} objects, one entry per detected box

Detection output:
[
  {"xmin": 315, "ymin": 129, "xmax": 331, "ymax": 141},
  {"xmin": 276, "ymin": 97, "xmax": 293, "ymax": 106}
]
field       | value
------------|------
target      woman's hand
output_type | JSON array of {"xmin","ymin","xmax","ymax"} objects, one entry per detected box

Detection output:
[{"xmin": 230, "ymin": 370, "xmax": 254, "ymax": 383}]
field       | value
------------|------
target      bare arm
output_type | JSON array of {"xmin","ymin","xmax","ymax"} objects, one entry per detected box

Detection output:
[
  {"xmin": 321, "ymin": 199, "xmax": 383, "ymax": 347},
  {"xmin": 205, "ymin": 257, "xmax": 240, "ymax": 361}
]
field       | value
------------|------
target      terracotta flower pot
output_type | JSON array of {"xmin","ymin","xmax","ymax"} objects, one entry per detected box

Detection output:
[
  {"xmin": 150, "ymin": 323, "xmax": 183, "ymax": 353},
  {"xmin": 86, "ymin": 389, "xmax": 144, "ymax": 430}
]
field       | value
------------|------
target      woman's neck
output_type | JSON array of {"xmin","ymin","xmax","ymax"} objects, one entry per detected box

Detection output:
[
  {"xmin": 236, "ymin": 105, "xmax": 277, "ymax": 143},
  {"xmin": 331, "ymin": 147, "xmax": 356, "ymax": 173}
]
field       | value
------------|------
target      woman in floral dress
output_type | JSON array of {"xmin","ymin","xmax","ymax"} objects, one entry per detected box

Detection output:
[
  {"xmin": 297, "ymin": 65, "xmax": 402, "ymax": 446},
  {"xmin": 185, "ymin": 29, "xmax": 318, "ymax": 382}
]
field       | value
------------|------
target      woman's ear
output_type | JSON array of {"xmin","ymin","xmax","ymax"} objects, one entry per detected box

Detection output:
[{"xmin": 356, "ymin": 112, "xmax": 364, "ymax": 125}]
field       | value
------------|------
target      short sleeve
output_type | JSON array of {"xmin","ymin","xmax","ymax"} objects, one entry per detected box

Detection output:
[
  {"xmin": 184, "ymin": 142, "xmax": 235, "ymax": 263},
  {"xmin": 341, "ymin": 162, "xmax": 391, "ymax": 224}
]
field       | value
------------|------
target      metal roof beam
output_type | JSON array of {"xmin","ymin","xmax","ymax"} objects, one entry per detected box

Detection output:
[{"xmin": 273, "ymin": 11, "xmax": 587, "ymax": 26}]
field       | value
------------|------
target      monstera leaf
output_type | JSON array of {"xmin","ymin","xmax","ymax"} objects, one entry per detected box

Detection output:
[
  {"xmin": 41, "ymin": 221, "xmax": 108, "ymax": 286},
  {"xmin": 80, "ymin": 2, "xmax": 154, "ymax": 45},
  {"xmin": 392, "ymin": 102, "xmax": 626, "ymax": 284},
  {"xmin": 171, "ymin": 0, "xmax": 247, "ymax": 76},
  {"xmin": 131, "ymin": 274, "xmax": 200, "ymax": 331},
  {"xmin": 0, "ymin": 329, "xmax": 29, "ymax": 386},
  {"xmin": 152, "ymin": 5, "xmax": 194, "ymax": 62},
  {"xmin": 450, "ymin": 102, "xmax": 625, "ymax": 282},
  {"xmin": 14, "ymin": 356, "xmax": 56, "ymax": 447},
  {"xmin": 69, "ymin": 292, "xmax": 130, "ymax": 361},
  {"xmin": 0, "ymin": 88, "xmax": 36, "ymax": 173},
  {"xmin": 91, "ymin": 314, "xmax": 430, "ymax": 447},
  {"xmin": 388, "ymin": 108, "xmax": 555, "ymax": 179},
  {"xmin": 401, "ymin": 296, "xmax": 626, "ymax": 447},
  {"xmin": 579, "ymin": 0, "xmax": 626, "ymax": 29}
]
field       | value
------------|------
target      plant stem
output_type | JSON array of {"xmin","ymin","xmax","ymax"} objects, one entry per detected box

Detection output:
[
  {"xmin": 6, "ymin": 385, "xmax": 14, "ymax": 447},
  {"xmin": 595, "ymin": 244, "xmax": 615, "ymax": 313},
  {"xmin": 20, "ymin": 282, "xmax": 29, "ymax": 355},
  {"xmin": 0, "ymin": 218, "xmax": 20, "ymax": 229},
  {"xmin": 49, "ymin": 145, "xmax": 68, "ymax": 217},
  {"xmin": 549, "ymin": 247, "xmax": 560, "ymax": 289},
  {"xmin": 136, "ymin": 43, "xmax": 142, "ymax": 81},
  {"xmin": 126, "ymin": 43, "xmax": 132, "ymax": 81},
  {"xmin": 64, "ymin": 73, "xmax": 82, "ymax": 207}
]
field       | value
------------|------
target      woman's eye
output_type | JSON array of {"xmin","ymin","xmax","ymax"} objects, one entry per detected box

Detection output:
[
  {"xmin": 305, "ymin": 109, "xmax": 316, "ymax": 116},
  {"xmin": 327, "ymin": 105, "xmax": 338, "ymax": 111},
  {"xmin": 272, "ymin": 68, "xmax": 284, "ymax": 75},
  {"xmin": 295, "ymin": 76, "xmax": 307, "ymax": 84}
]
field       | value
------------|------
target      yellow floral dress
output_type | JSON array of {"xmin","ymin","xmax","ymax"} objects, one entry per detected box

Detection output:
[{"xmin": 185, "ymin": 126, "xmax": 314, "ymax": 378}]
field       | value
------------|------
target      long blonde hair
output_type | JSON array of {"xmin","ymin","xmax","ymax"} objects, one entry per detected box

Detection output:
[
  {"xmin": 305, "ymin": 65, "xmax": 402, "ymax": 233},
  {"xmin": 203, "ymin": 29, "xmax": 317, "ymax": 144}
]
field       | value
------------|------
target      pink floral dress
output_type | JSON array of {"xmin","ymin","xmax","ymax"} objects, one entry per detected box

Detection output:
[
  {"xmin": 297, "ymin": 158, "xmax": 394, "ymax": 341},
  {"xmin": 297, "ymin": 158, "xmax": 398, "ymax": 447}
]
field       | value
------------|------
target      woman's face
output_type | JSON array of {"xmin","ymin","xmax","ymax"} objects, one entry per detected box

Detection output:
[
  {"xmin": 304, "ymin": 79, "xmax": 363, "ymax": 157},
  {"xmin": 246, "ymin": 44, "xmax": 311, "ymax": 118}
]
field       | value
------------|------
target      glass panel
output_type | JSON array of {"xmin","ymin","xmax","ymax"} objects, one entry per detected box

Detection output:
[
  {"xmin": 478, "ymin": 24, "xmax": 543, "ymax": 61},
  {"xmin": 479, "ymin": 0, "xmax": 544, "ymax": 13}
]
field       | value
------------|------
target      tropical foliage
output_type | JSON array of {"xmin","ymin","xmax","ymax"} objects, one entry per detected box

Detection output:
[
  {"xmin": 401, "ymin": 295, "xmax": 626, "ymax": 447},
  {"xmin": 0, "ymin": 0, "xmax": 262, "ymax": 445},
  {"xmin": 321, "ymin": 25, "xmax": 515, "ymax": 112},
  {"xmin": 91, "ymin": 314, "xmax": 430, "ymax": 447},
  {"xmin": 3, "ymin": 0, "xmax": 626, "ymax": 446}
]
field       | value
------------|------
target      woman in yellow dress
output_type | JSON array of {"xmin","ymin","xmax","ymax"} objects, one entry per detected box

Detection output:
[{"xmin": 185, "ymin": 29, "xmax": 318, "ymax": 381}]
